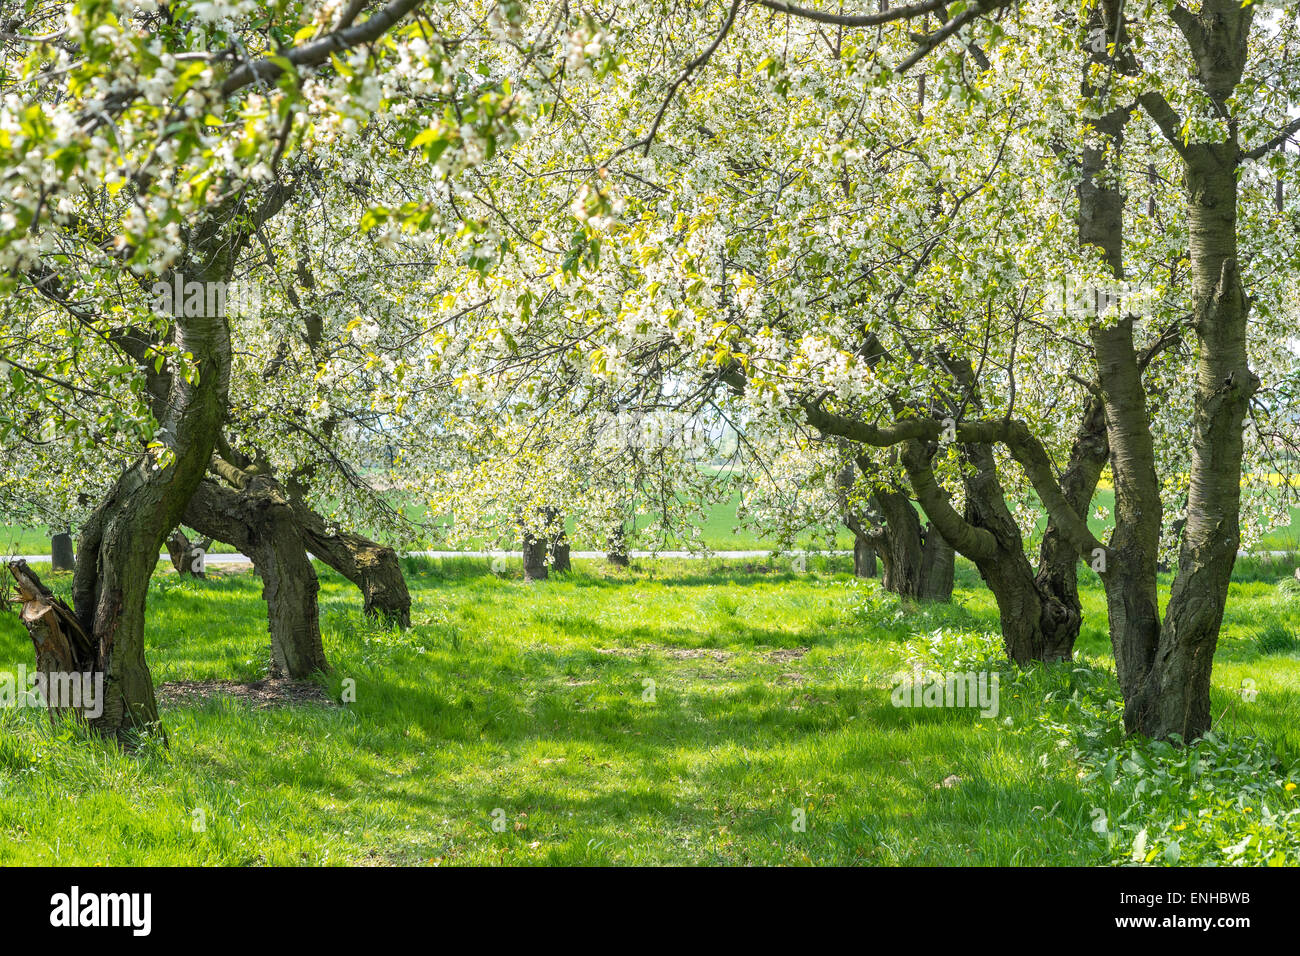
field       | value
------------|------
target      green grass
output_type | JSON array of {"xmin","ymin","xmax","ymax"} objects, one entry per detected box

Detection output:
[
  {"xmin": 0, "ymin": 555, "xmax": 1297, "ymax": 865},
  {"xmin": 372, "ymin": 488, "xmax": 1300, "ymax": 553},
  {"xmin": 8, "ymin": 485, "xmax": 1300, "ymax": 555}
]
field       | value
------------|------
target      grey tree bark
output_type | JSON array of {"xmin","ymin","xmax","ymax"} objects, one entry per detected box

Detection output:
[
  {"xmin": 184, "ymin": 477, "xmax": 328, "ymax": 678},
  {"xmin": 166, "ymin": 529, "xmax": 212, "ymax": 578},
  {"xmin": 50, "ymin": 532, "xmax": 75, "ymax": 572}
]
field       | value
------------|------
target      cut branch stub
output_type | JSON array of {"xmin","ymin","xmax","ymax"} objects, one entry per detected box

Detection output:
[{"xmin": 6, "ymin": 560, "xmax": 100, "ymax": 722}]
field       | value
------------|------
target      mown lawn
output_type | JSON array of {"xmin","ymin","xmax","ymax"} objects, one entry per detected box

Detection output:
[{"xmin": 0, "ymin": 556, "xmax": 1297, "ymax": 866}]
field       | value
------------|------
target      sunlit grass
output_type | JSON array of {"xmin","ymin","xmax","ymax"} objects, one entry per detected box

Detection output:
[{"xmin": 0, "ymin": 556, "xmax": 1295, "ymax": 865}]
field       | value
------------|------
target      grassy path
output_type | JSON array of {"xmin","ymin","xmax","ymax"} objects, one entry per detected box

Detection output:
[{"xmin": 0, "ymin": 557, "xmax": 1297, "ymax": 865}]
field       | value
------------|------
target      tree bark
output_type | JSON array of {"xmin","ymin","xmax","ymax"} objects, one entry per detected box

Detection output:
[
  {"xmin": 6, "ymin": 559, "xmax": 98, "ymax": 725},
  {"xmin": 607, "ymin": 525, "xmax": 630, "ymax": 566},
  {"xmin": 67, "ymin": 303, "xmax": 233, "ymax": 743},
  {"xmin": 523, "ymin": 526, "xmax": 549, "ymax": 581},
  {"xmin": 872, "ymin": 487, "xmax": 927, "ymax": 597},
  {"xmin": 288, "ymin": 499, "xmax": 412, "ymax": 628},
  {"xmin": 550, "ymin": 521, "xmax": 572, "ymax": 574},
  {"xmin": 1093, "ymin": 320, "xmax": 1165, "ymax": 732},
  {"xmin": 184, "ymin": 478, "xmax": 328, "ymax": 678},
  {"xmin": 1112, "ymin": 2, "xmax": 1257, "ymax": 740},
  {"xmin": 918, "ymin": 521, "xmax": 954, "ymax": 601},
  {"xmin": 20, "ymin": 182, "xmax": 299, "ymax": 743},
  {"xmin": 1142, "ymin": 144, "xmax": 1256, "ymax": 740},
  {"xmin": 166, "ymin": 529, "xmax": 212, "ymax": 578},
  {"xmin": 852, "ymin": 534, "xmax": 877, "ymax": 578},
  {"xmin": 1033, "ymin": 395, "xmax": 1109, "ymax": 657},
  {"xmin": 1070, "ymin": 1, "xmax": 1172, "ymax": 734},
  {"xmin": 50, "ymin": 532, "xmax": 75, "ymax": 572},
  {"xmin": 835, "ymin": 460, "xmax": 878, "ymax": 578},
  {"xmin": 523, "ymin": 507, "xmax": 569, "ymax": 580},
  {"xmin": 839, "ymin": 457, "xmax": 948, "ymax": 595},
  {"xmin": 902, "ymin": 438, "xmax": 1076, "ymax": 662}
]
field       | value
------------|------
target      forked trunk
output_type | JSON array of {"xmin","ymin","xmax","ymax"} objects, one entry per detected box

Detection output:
[
  {"xmin": 185, "ymin": 478, "xmax": 328, "ymax": 678},
  {"xmin": 843, "ymin": 461, "xmax": 952, "ymax": 600},
  {"xmin": 904, "ymin": 439, "xmax": 1075, "ymax": 663},
  {"xmin": 978, "ymin": 545, "xmax": 1079, "ymax": 664}
]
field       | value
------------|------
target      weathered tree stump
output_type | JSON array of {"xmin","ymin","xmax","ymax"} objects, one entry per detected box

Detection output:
[{"xmin": 5, "ymin": 560, "xmax": 99, "ymax": 724}]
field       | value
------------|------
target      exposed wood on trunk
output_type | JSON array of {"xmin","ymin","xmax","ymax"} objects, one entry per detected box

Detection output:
[{"xmin": 5, "ymin": 559, "xmax": 98, "ymax": 724}]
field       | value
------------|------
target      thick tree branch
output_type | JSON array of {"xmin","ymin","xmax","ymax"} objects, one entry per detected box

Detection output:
[
  {"xmin": 221, "ymin": 0, "xmax": 424, "ymax": 96},
  {"xmin": 1244, "ymin": 116, "xmax": 1300, "ymax": 161},
  {"xmin": 1138, "ymin": 90, "xmax": 1189, "ymax": 157}
]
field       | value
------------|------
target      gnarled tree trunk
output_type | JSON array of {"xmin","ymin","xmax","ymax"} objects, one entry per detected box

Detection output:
[
  {"xmin": 184, "ymin": 478, "xmax": 328, "ymax": 678},
  {"xmin": 166, "ymin": 529, "xmax": 212, "ymax": 578},
  {"xmin": 1033, "ymin": 395, "xmax": 1109, "ymax": 656},
  {"xmin": 288, "ymin": 499, "xmax": 412, "ymax": 628},
  {"xmin": 903, "ymin": 438, "xmax": 1077, "ymax": 663},
  {"xmin": 838, "ymin": 458, "xmax": 948, "ymax": 595},
  {"xmin": 869, "ymin": 487, "xmax": 955, "ymax": 601},
  {"xmin": 65, "ymin": 303, "xmax": 233, "ymax": 742}
]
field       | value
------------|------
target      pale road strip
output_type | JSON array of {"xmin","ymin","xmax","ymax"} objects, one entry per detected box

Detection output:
[
  {"xmin": 1, "ymin": 549, "xmax": 849, "ymax": 564},
  {"xmin": 2, "ymin": 549, "xmax": 1295, "ymax": 565}
]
